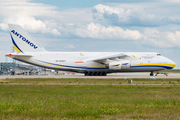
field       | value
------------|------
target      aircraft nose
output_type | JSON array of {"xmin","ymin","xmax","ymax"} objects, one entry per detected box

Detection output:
[
  {"xmin": 168, "ymin": 59, "xmax": 176, "ymax": 69},
  {"xmin": 171, "ymin": 60, "xmax": 176, "ymax": 67}
]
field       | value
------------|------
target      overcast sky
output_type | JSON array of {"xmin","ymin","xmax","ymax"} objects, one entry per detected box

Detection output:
[{"xmin": 0, "ymin": 0, "xmax": 180, "ymax": 68}]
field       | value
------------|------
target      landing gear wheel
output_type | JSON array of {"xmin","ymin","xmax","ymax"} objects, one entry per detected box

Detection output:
[
  {"xmin": 84, "ymin": 71, "xmax": 107, "ymax": 76},
  {"xmin": 94, "ymin": 71, "xmax": 98, "ymax": 76},
  {"xmin": 89, "ymin": 71, "xmax": 93, "ymax": 76},
  {"xmin": 85, "ymin": 71, "xmax": 88, "ymax": 76},
  {"xmin": 97, "ymin": 72, "xmax": 101, "ymax": 76},
  {"xmin": 102, "ymin": 72, "xmax": 107, "ymax": 76},
  {"xmin": 150, "ymin": 71, "xmax": 154, "ymax": 76}
]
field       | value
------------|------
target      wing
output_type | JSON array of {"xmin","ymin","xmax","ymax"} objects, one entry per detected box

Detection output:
[{"xmin": 76, "ymin": 53, "xmax": 127, "ymax": 64}]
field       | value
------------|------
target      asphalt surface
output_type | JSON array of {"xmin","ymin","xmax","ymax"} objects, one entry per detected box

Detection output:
[{"xmin": 0, "ymin": 72, "xmax": 180, "ymax": 79}]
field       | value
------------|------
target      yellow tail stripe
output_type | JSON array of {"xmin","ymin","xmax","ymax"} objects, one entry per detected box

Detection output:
[{"xmin": 13, "ymin": 45, "xmax": 23, "ymax": 53}]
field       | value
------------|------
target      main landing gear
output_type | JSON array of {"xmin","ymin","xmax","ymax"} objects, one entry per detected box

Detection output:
[
  {"xmin": 150, "ymin": 71, "xmax": 154, "ymax": 76},
  {"xmin": 84, "ymin": 71, "xmax": 107, "ymax": 76}
]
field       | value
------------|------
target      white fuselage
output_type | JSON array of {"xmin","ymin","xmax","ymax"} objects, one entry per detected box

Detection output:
[
  {"xmin": 7, "ymin": 24, "xmax": 176, "ymax": 76},
  {"xmin": 9, "ymin": 52, "xmax": 176, "ymax": 73}
]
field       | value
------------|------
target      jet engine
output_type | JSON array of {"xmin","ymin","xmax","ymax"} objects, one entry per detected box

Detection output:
[{"xmin": 107, "ymin": 61, "xmax": 131, "ymax": 70}]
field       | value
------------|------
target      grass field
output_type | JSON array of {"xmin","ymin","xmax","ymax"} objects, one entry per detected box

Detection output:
[
  {"xmin": 1, "ymin": 78, "xmax": 180, "ymax": 84},
  {"xmin": 0, "ymin": 78, "xmax": 180, "ymax": 119}
]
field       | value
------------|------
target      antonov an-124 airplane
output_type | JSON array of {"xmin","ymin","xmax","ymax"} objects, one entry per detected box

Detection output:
[{"xmin": 6, "ymin": 24, "xmax": 176, "ymax": 76}]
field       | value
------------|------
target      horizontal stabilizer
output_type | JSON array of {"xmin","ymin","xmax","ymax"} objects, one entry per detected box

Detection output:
[{"xmin": 6, "ymin": 53, "xmax": 32, "ymax": 58}]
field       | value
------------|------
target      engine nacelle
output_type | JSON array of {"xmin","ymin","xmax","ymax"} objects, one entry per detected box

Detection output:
[
  {"xmin": 108, "ymin": 62, "xmax": 122, "ymax": 70},
  {"xmin": 121, "ymin": 60, "xmax": 131, "ymax": 69},
  {"xmin": 107, "ymin": 61, "xmax": 131, "ymax": 70}
]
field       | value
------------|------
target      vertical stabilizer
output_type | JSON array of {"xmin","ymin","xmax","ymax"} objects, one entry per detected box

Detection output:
[{"xmin": 8, "ymin": 24, "xmax": 46, "ymax": 53}]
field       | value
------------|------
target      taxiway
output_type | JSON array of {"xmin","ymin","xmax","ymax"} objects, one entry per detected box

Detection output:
[{"xmin": 0, "ymin": 72, "xmax": 180, "ymax": 79}]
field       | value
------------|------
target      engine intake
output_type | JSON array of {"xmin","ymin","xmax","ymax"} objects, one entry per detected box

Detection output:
[{"xmin": 107, "ymin": 61, "xmax": 130, "ymax": 70}]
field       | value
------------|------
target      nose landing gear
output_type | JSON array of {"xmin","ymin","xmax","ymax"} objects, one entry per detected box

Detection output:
[{"xmin": 150, "ymin": 71, "xmax": 154, "ymax": 76}]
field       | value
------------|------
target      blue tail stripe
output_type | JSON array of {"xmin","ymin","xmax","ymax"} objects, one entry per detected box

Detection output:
[{"xmin": 10, "ymin": 34, "xmax": 23, "ymax": 53}]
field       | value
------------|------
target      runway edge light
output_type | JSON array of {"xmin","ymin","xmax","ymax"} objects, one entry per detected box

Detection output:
[
  {"xmin": 128, "ymin": 79, "xmax": 133, "ymax": 83},
  {"xmin": 161, "ymin": 80, "xmax": 163, "ymax": 84}
]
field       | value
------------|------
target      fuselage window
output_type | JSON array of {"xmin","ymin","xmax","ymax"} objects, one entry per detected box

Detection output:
[{"xmin": 157, "ymin": 54, "xmax": 161, "ymax": 56}]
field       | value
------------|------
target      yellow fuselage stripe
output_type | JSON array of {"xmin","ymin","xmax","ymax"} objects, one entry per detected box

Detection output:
[
  {"xmin": 44, "ymin": 63, "xmax": 64, "ymax": 68},
  {"xmin": 131, "ymin": 63, "xmax": 176, "ymax": 67}
]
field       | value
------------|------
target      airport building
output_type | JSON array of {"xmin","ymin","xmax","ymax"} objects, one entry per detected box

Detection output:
[
  {"xmin": 0, "ymin": 61, "xmax": 79, "ymax": 76},
  {"xmin": 0, "ymin": 62, "xmax": 38, "ymax": 75}
]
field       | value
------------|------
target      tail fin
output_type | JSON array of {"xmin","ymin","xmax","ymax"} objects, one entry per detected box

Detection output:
[{"xmin": 8, "ymin": 24, "xmax": 46, "ymax": 53}]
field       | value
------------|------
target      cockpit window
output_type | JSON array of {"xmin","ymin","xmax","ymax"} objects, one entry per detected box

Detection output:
[{"xmin": 157, "ymin": 54, "xmax": 161, "ymax": 56}]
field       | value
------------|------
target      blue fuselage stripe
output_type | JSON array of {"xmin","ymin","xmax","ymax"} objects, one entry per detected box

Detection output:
[{"xmin": 130, "ymin": 65, "xmax": 173, "ymax": 69}]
